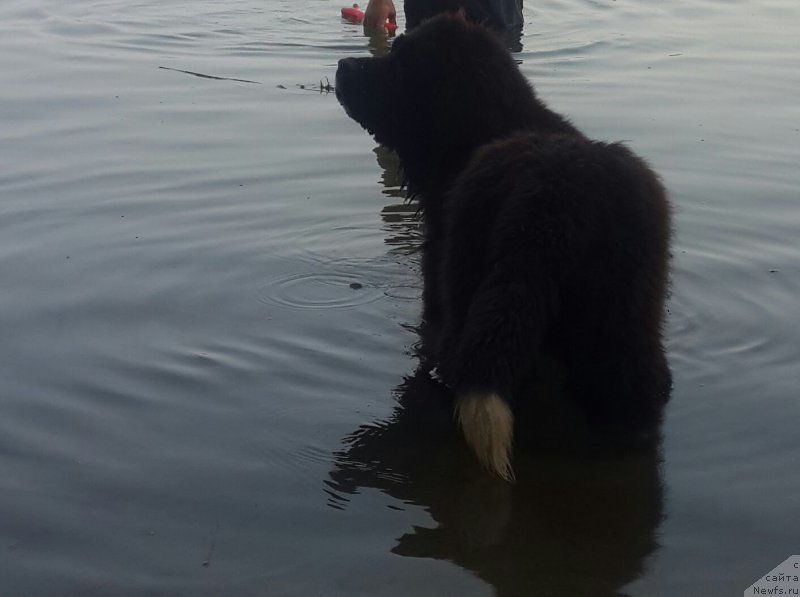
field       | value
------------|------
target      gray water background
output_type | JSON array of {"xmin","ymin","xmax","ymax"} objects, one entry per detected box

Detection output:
[{"xmin": 1, "ymin": 0, "xmax": 798, "ymax": 595}]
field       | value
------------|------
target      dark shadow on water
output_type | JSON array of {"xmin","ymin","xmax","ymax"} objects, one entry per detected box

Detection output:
[{"xmin": 328, "ymin": 365, "xmax": 665, "ymax": 597}]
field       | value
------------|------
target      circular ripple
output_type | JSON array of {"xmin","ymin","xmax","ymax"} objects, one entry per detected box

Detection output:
[{"xmin": 258, "ymin": 272, "xmax": 384, "ymax": 310}]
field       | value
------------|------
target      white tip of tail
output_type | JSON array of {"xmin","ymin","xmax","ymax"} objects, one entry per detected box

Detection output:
[{"xmin": 455, "ymin": 392, "xmax": 515, "ymax": 481}]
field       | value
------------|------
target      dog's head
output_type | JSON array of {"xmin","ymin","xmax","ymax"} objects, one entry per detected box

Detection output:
[{"xmin": 336, "ymin": 15, "xmax": 535, "ymax": 192}]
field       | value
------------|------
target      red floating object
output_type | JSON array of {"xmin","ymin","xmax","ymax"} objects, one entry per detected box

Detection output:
[
  {"xmin": 341, "ymin": 4, "xmax": 365, "ymax": 24},
  {"xmin": 341, "ymin": 4, "xmax": 397, "ymax": 31}
]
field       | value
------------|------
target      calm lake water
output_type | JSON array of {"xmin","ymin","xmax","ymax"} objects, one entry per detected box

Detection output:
[{"xmin": 1, "ymin": 0, "xmax": 798, "ymax": 595}]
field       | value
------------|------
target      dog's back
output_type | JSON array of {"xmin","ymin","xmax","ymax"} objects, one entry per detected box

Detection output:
[{"xmin": 434, "ymin": 132, "xmax": 671, "ymax": 476}]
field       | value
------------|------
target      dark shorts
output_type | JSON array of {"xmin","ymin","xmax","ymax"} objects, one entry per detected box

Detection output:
[{"xmin": 404, "ymin": 0, "xmax": 523, "ymax": 32}]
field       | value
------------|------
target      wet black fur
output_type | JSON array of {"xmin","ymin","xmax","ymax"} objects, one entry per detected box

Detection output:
[{"xmin": 336, "ymin": 16, "xmax": 672, "ymax": 443}]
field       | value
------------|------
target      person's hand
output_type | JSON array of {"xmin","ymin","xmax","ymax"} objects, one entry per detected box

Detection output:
[{"xmin": 363, "ymin": 0, "xmax": 396, "ymax": 34}]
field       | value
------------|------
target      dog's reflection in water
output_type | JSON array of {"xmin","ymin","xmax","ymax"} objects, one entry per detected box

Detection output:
[{"xmin": 327, "ymin": 366, "xmax": 664, "ymax": 597}]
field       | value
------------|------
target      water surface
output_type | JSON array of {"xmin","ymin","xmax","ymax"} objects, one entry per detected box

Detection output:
[{"xmin": 1, "ymin": 0, "xmax": 798, "ymax": 595}]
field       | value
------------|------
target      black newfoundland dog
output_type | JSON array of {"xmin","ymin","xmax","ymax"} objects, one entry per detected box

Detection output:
[{"xmin": 336, "ymin": 15, "xmax": 671, "ymax": 480}]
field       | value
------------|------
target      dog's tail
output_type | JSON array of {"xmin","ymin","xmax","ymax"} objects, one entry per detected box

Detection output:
[{"xmin": 455, "ymin": 391, "xmax": 515, "ymax": 481}]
